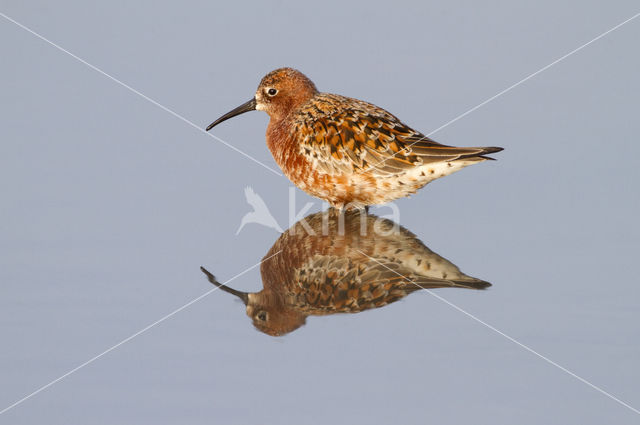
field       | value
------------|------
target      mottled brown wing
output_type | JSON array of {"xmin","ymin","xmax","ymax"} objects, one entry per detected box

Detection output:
[
  {"xmin": 293, "ymin": 255, "xmax": 481, "ymax": 314},
  {"xmin": 293, "ymin": 94, "xmax": 500, "ymax": 177}
]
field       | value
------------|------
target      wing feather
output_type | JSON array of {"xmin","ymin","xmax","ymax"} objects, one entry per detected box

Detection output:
[
  {"xmin": 294, "ymin": 255, "xmax": 485, "ymax": 314},
  {"xmin": 293, "ymin": 94, "xmax": 502, "ymax": 176}
]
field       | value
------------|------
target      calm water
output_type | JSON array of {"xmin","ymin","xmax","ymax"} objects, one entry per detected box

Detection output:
[{"xmin": 1, "ymin": 1, "xmax": 639, "ymax": 424}]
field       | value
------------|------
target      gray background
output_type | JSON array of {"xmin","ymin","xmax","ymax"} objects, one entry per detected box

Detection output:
[{"xmin": 1, "ymin": 1, "xmax": 639, "ymax": 424}]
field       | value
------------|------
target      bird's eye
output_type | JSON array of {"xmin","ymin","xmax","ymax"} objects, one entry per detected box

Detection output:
[
  {"xmin": 256, "ymin": 311, "xmax": 268, "ymax": 321},
  {"xmin": 267, "ymin": 88, "xmax": 278, "ymax": 96}
]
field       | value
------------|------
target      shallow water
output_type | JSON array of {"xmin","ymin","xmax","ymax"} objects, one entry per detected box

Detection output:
[{"xmin": 1, "ymin": 1, "xmax": 639, "ymax": 424}]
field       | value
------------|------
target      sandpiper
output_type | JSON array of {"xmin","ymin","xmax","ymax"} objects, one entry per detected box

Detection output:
[
  {"xmin": 207, "ymin": 68, "xmax": 503, "ymax": 208},
  {"xmin": 201, "ymin": 209, "xmax": 490, "ymax": 336}
]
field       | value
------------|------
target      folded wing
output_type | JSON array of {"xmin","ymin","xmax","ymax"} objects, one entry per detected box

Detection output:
[{"xmin": 294, "ymin": 94, "xmax": 502, "ymax": 177}]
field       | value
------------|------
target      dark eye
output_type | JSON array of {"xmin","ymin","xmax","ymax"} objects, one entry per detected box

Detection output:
[
  {"xmin": 267, "ymin": 88, "xmax": 277, "ymax": 96},
  {"xmin": 256, "ymin": 311, "xmax": 267, "ymax": 321}
]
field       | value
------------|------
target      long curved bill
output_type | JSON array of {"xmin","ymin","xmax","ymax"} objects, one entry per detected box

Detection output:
[
  {"xmin": 200, "ymin": 266, "xmax": 249, "ymax": 305},
  {"xmin": 205, "ymin": 98, "xmax": 256, "ymax": 131}
]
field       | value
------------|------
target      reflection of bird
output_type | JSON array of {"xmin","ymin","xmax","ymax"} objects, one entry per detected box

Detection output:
[
  {"xmin": 236, "ymin": 186, "xmax": 283, "ymax": 235},
  {"xmin": 206, "ymin": 68, "xmax": 503, "ymax": 209},
  {"xmin": 202, "ymin": 210, "xmax": 491, "ymax": 336}
]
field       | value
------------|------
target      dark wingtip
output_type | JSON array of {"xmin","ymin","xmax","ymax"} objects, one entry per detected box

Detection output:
[
  {"xmin": 457, "ymin": 146, "xmax": 504, "ymax": 161},
  {"xmin": 472, "ymin": 146, "xmax": 504, "ymax": 161},
  {"xmin": 465, "ymin": 279, "xmax": 492, "ymax": 290},
  {"xmin": 482, "ymin": 146, "xmax": 504, "ymax": 155},
  {"xmin": 447, "ymin": 279, "xmax": 492, "ymax": 290}
]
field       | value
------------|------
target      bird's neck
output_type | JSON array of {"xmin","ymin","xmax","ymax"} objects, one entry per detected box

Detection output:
[{"xmin": 266, "ymin": 117, "xmax": 298, "ymax": 167}]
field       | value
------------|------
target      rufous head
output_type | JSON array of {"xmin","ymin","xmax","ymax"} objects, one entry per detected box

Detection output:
[
  {"xmin": 245, "ymin": 290, "xmax": 307, "ymax": 337},
  {"xmin": 206, "ymin": 67, "xmax": 318, "ymax": 131},
  {"xmin": 200, "ymin": 267, "xmax": 306, "ymax": 337}
]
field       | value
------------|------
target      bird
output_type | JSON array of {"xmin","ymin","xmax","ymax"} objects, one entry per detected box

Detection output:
[
  {"xmin": 201, "ymin": 209, "xmax": 491, "ymax": 336},
  {"xmin": 206, "ymin": 67, "xmax": 503, "ymax": 209},
  {"xmin": 236, "ymin": 186, "xmax": 283, "ymax": 234}
]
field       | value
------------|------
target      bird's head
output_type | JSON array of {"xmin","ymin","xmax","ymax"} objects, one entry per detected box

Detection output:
[
  {"xmin": 200, "ymin": 267, "xmax": 306, "ymax": 337},
  {"xmin": 245, "ymin": 289, "xmax": 307, "ymax": 337},
  {"xmin": 206, "ymin": 67, "xmax": 318, "ymax": 131}
]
